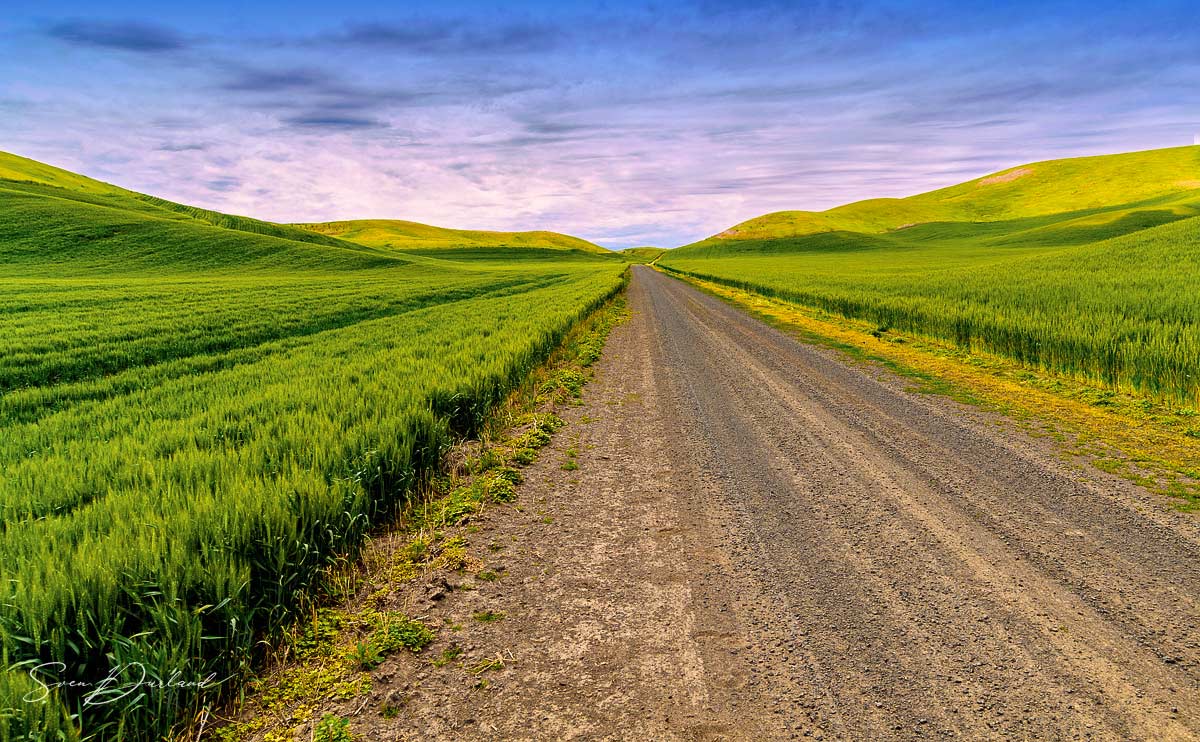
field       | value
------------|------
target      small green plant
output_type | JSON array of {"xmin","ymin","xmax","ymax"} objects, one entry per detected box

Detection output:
[
  {"xmin": 313, "ymin": 713, "xmax": 355, "ymax": 742},
  {"xmin": 373, "ymin": 613, "xmax": 435, "ymax": 654},
  {"xmin": 473, "ymin": 609, "xmax": 506, "ymax": 623},
  {"xmin": 562, "ymin": 446, "xmax": 579, "ymax": 471},
  {"xmin": 291, "ymin": 608, "xmax": 345, "ymax": 659},
  {"xmin": 432, "ymin": 644, "xmax": 463, "ymax": 667},
  {"xmin": 542, "ymin": 369, "xmax": 586, "ymax": 398},
  {"xmin": 348, "ymin": 640, "xmax": 384, "ymax": 670},
  {"xmin": 472, "ymin": 448, "xmax": 504, "ymax": 472},
  {"xmin": 484, "ymin": 468, "xmax": 521, "ymax": 502},
  {"xmin": 434, "ymin": 536, "xmax": 469, "ymax": 570},
  {"xmin": 403, "ymin": 537, "xmax": 431, "ymax": 563}
]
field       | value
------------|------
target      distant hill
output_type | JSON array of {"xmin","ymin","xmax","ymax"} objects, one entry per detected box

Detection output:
[
  {"xmin": 0, "ymin": 152, "xmax": 621, "ymax": 273},
  {"xmin": 0, "ymin": 151, "xmax": 359, "ymax": 251},
  {"xmin": 619, "ymin": 247, "xmax": 667, "ymax": 263},
  {"xmin": 673, "ymin": 145, "xmax": 1200, "ymax": 257},
  {"xmin": 0, "ymin": 152, "xmax": 404, "ymax": 275},
  {"xmin": 295, "ymin": 219, "xmax": 615, "ymax": 256}
]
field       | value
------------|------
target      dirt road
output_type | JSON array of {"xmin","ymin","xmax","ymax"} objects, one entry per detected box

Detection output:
[{"xmin": 384, "ymin": 266, "xmax": 1200, "ymax": 740}]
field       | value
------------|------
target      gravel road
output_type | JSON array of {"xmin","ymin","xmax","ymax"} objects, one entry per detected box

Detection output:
[{"xmin": 385, "ymin": 266, "xmax": 1200, "ymax": 741}]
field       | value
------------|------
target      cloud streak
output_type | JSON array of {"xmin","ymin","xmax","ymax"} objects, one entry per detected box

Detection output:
[
  {"xmin": 46, "ymin": 20, "xmax": 189, "ymax": 53},
  {"xmin": 328, "ymin": 20, "xmax": 559, "ymax": 55}
]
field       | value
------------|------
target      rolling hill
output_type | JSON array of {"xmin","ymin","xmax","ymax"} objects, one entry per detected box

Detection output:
[
  {"xmin": 0, "ymin": 151, "xmax": 370, "ymax": 253},
  {"xmin": 294, "ymin": 218, "xmax": 615, "ymax": 257},
  {"xmin": 672, "ymin": 145, "xmax": 1200, "ymax": 257},
  {"xmin": 619, "ymin": 246, "xmax": 667, "ymax": 263},
  {"xmin": 658, "ymin": 145, "xmax": 1200, "ymax": 405},
  {"xmin": 0, "ymin": 151, "xmax": 622, "ymax": 273}
]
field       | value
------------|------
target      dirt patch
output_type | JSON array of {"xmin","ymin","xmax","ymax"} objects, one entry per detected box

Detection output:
[{"xmin": 979, "ymin": 167, "xmax": 1032, "ymax": 185}]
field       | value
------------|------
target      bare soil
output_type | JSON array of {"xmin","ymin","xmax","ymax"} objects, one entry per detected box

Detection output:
[{"xmin": 345, "ymin": 266, "xmax": 1200, "ymax": 741}]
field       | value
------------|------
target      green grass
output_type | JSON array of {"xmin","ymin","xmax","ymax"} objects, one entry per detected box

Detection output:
[
  {"xmin": 660, "ymin": 145, "xmax": 1200, "ymax": 405},
  {"xmin": 0, "ymin": 152, "xmax": 626, "ymax": 740}
]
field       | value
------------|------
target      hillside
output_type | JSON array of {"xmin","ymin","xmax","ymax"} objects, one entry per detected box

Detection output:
[
  {"xmin": 658, "ymin": 145, "xmax": 1200, "ymax": 405},
  {"xmin": 0, "ymin": 151, "xmax": 369, "ymax": 252},
  {"xmin": 0, "ymin": 152, "xmax": 620, "ymax": 271},
  {"xmin": 295, "ymin": 218, "xmax": 615, "ymax": 256},
  {"xmin": 674, "ymin": 145, "xmax": 1200, "ymax": 256},
  {"xmin": 620, "ymin": 246, "xmax": 667, "ymax": 263}
]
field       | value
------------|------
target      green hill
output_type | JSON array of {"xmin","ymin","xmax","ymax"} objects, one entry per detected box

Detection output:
[
  {"xmin": 295, "ymin": 218, "xmax": 615, "ymax": 256},
  {"xmin": 619, "ymin": 246, "xmax": 667, "ymax": 263},
  {"xmin": 659, "ymin": 145, "xmax": 1200, "ymax": 405},
  {"xmin": 0, "ymin": 179, "xmax": 408, "ymax": 275},
  {"xmin": 676, "ymin": 145, "xmax": 1200, "ymax": 256},
  {"xmin": 0, "ymin": 151, "xmax": 366, "ymax": 252},
  {"xmin": 0, "ymin": 152, "xmax": 623, "ymax": 273}
]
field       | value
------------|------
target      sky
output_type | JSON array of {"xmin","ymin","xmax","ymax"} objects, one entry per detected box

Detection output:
[{"xmin": 1, "ymin": 1, "xmax": 1198, "ymax": 248}]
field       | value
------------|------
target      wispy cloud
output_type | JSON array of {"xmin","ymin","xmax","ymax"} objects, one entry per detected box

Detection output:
[
  {"xmin": 220, "ymin": 67, "xmax": 333, "ymax": 93},
  {"xmin": 325, "ymin": 19, "xmax": 559, "ymax": 55},
  {"xmin": 206, "ymin": 176, "xmax": 240, "ymax": 192},
  {"xmin": 157, "ymin": 142, "xmax": 209, "ymax": 152},
  {"xmin": 46, "ymin": 20, "xmax": 189, "ymax": 53},
  {"xmin": 215, "ymin": 66, "xmax": 434, "ymax": 129},
  {"xmin": 282, "ymin": 113, "xmax": 387, "ymax": 130}
]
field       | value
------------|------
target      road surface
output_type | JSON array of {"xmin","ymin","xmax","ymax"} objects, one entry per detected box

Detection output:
[{"xmin": 381, "ymin": 265, "xmax": 1200, "ymax": 741}]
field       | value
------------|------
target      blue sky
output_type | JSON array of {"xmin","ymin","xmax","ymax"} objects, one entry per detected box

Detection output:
[{"xmin": 2, "ymin": 1, "xmax": 1197, "ymax": 247}]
